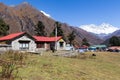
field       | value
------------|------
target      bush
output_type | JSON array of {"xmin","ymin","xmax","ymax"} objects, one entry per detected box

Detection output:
[
  {"xmin": 0, "ymin": 50, "xmax": 27, "ymax": 80},
  {"xmin": 0, "ymin": 60, "xmax": 18, "ymax": 79}
]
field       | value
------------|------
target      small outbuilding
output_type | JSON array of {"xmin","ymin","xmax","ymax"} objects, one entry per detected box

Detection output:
[{"xmin": 89, "ymin": 45, "xmax": 107, "ymax": 51}]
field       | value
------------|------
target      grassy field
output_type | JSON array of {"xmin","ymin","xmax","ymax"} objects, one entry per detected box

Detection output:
[{"xmin": 1, "ymin": 51, "xmax": 120, "ymax": 80}]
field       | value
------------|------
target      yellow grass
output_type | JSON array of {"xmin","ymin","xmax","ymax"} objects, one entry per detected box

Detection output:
[{"xmin": 1, "ymin": 51, "xmax": 120, "ymax": 80}]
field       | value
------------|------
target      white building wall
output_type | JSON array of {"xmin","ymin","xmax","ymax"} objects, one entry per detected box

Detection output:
[
  {"xmin": 0, "ymin": 46, "xmax": 12, "ymax": 51},
  {"xmin": 11, "ymin": 35, "xmax": 36, "ymax": 52},
  {"xmin": 56, "ymin": 40, "xmax": 66, "ymax": 50}
]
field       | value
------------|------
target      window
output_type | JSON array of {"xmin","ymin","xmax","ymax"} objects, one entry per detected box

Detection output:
[
  {"xmin": 59, "ymin": 42, "xmax": 64, "ymax": 47},
  {"xmin": 19, "ymin": 41, "xmax": 30, "ymax": 50},
  {"xmin": 37, "ymin": 42, "xmax": 44, "ymax": 48}
]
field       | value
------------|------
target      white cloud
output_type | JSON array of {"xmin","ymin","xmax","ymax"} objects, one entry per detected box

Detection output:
[
  {"xmin": 80, "ymin": 23, "xmax": 119, "ymax": 34},
  {"xmin": 40, "ymin": 10, "xmax": 51, "ymax": 18}
]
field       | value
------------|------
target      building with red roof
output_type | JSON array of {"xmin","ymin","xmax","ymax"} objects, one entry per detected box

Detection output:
[
  {"xmin": 0, "ymin": 32, "xmax": 25, "ymax": 41},
  {"xmin": 33, "ymin": 36, "xmax": 62, "ymax": 42},
  {"xmin": 33, "ymin": 36, "xmax": 65, "ymax": 51},
  {"xmin": 0, "ymin": 32, "xmax": 36, "ymax": 52},
  {"xmin": 107, "ymin": 46, "xmax": 120, "ymax": 52},
  {"xmin": 0, "ymin": 32, "xmax": 66, "ymax": 52}
]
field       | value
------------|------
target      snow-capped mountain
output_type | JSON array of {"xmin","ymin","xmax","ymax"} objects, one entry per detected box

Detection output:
[{"xmin": 80, "ymin": 23, "xmax": 119, "ymax": 35}]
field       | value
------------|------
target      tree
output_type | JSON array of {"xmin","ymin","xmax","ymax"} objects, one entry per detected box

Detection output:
[
  {"xmin": 68, "ymin": 31, "xmax": 75, "ymax": 45},
  {"xmin": 50, "ymin": 21, "xmax": 64, "ymax": 37},
  {"xmin": 0, "ymin": 18, "xmax": 9, "ymax": 36},
  {"xmin": 109, "ymin": 36, "xmax": 120, "ymax": 46},
  {"xmin": 34, "ymin": 21, "xmax": 46, "ymax": 36},
  {"xmin": 81, "ymin": 38, "xmax": 90, "ymax": 46}
]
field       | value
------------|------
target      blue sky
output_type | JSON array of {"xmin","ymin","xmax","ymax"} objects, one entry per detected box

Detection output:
[{"xmin": 1, "ymin": 0, "xmax": 120, "ymax": 27}]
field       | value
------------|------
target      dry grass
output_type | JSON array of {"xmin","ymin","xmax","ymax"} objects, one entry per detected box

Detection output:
[
  {"xmin": 19, "ymin": 51, "xmax": 120, "ymax": 80},
  {"xmin": 1, "ymin": 51, "xmax": 120, "ymax": 80}
]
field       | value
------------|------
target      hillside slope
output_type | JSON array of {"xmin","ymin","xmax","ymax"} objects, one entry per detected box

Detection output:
[
  {"xmin": 0, "ymin": 2, "xmax": 103, "ymax": 45},
  {"xmin": 104, "ymin": 29, "xmax": 120, "ymax": 39}
]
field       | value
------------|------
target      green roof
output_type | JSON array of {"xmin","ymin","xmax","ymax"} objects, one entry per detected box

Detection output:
[{"xmin": 89, "ymin": 45, "xmax": 107, "ymax": 48}]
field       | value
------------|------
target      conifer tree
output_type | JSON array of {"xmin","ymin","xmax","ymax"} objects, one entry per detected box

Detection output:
[
  {"xmin": 68, "ymin": 31, "xmax": 75, "ymax": 45},
  {"xmin": 0, "ymin": 18, "xmax": 9, "ymax": 36},
  {"xmin": 109, "ymin": 36, "xmax": 120, "ymax": 46},
  {"xmin": 35, "ymin": 21, "xmax": 46, "ymax": 36},
  {"xmin": 50, "ymin": 21, "xmax": 64, "ymax": 37},
  {"xmin": 82, "ymin": 38, "xmax": 90, "ymax": 46}
]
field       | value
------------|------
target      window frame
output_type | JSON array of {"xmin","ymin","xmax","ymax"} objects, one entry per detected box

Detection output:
[{"xmin": 19, "ymin": 40, "xmax": 30, "ymax": 50}]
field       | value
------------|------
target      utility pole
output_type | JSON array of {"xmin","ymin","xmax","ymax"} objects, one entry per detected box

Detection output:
[{"xmin": 55, "ymin": 25, "xmax": 57, "ymax": 50}]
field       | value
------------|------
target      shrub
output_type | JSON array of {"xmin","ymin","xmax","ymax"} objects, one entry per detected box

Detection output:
[
  {"xmin": 0, "ymin": 60, "xmax": 18, "ymax": 79},
  {"xmin": 0, "ymin": 50, "xmax": 27, "ymax": 80}
]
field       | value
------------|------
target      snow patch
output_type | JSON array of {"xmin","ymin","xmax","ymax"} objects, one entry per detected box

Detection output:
[{"xmin": 40, "ymin": 10, "xmax": 51, "ymax": 18}]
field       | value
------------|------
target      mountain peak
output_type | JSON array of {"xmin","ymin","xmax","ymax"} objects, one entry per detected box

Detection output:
[
  {"xmin": 20, "ymin": 2, "xmax": 32, "ymax": 7},
  {"xmin": 22, "ymin": 2, "xmax": 29, "ymax": 5},
  {"xmin": 100, "ymin": 23, "xmax": 114, "ymax": 28},
  {"xmin": 19, "ymin": 2, "xmax": 31, "ymax": 6},
  {"xmin": 0, "ymin": 2, "xmax": 8, "ymax": 8},
  {"xmin": 14, "ymin": 2, "xmax": 32, "ymax": 9},
  {"xmin": 80, "ymin": 23, "xmax": 119, "ymax": 34}
]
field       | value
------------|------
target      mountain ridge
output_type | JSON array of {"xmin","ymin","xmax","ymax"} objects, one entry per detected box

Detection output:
[
  {"xmin": 0, "ymin": 2, "xmax": 103, "ymax": 45},
  {"xmin": 104, "ymin": 29, "xmax": 120, "ymax": 39}
]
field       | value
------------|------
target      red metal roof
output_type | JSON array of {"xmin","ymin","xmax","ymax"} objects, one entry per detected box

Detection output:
[
  {"xmin": 108, "ymin": 46, "xmax": 120, "ymax": 50},
  {"xmin": 80, "ymin": 45, "xmax": 88, "ymax": 49},
  {"xmin": 0, "ymin": 32, "xmax": 25, "ymax": 41},
  {"xmin": 0, "ymin": 32, "xmax": 62, "ymax": 42},
  {"xmin": 33, "ymin": 36, "xmax": 62, "ymax": 42}
]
